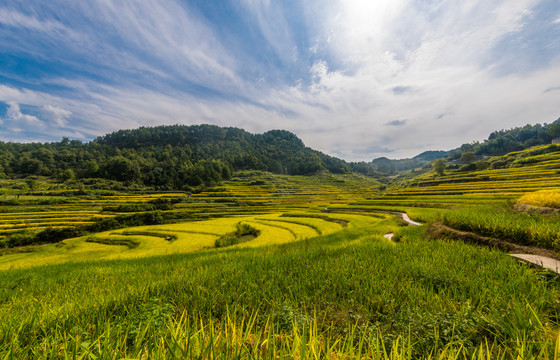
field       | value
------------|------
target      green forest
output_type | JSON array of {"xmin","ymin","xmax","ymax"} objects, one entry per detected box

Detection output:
[
  {"xmin": 1, "ymin": 119, "xmax": 558, "ymax": 189},
  {"xmin": 0, "ymin": 125, "xmax": 350, "ymax": 189}
]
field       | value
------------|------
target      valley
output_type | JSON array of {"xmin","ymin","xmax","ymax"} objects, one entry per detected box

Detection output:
[{"xmin": 1, "ymin": 136, "xmax": 560, "ymax": 358}]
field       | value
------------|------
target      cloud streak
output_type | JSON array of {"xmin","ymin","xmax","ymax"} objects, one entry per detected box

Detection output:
[{"xmin": 0, "ymin": 0, "xmax": 558, "ymax": 159}]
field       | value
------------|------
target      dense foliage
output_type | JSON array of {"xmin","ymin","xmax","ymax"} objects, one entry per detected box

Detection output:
[
  {"xmin": 451, "ymin": 118, "xmax": 560, "ymax": 158},
  {"xmin": 0, "ymin": 125, "xmax": 350, "ymax": 189},
  {"xmin": 353, "ymin": 118, "xmax": 560, "ymax": 176}
]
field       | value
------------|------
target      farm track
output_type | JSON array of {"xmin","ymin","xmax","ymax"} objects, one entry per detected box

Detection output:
[{"xmin": 339, "ymin": 208, "xmax": 560, "ymax": 275}]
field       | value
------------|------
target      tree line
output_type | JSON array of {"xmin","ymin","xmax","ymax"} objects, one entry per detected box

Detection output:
[
  {"xmin": 449, "ymin": 118, "xmax": 560, "ymax": 159},
  {"xmin": 0, "ymin": 125, "xmax": 350, "ymax": 189}
]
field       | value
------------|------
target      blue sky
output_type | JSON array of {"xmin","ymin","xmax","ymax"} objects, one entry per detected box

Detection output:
[{"xmin": 0, "ymin": 0, "xmax": 559, "ymax": 160}]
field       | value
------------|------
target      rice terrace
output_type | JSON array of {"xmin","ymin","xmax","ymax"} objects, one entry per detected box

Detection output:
[
  {"xmin": 2, "ymin": 1, "xmax": 560, "ymax": 358},
  {"xmin": 0, "ymin": 122, "xmax": 559, "ymax": 359}
]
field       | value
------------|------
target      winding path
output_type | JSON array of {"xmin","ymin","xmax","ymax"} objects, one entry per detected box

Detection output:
[
  {"xmin": 382, "ymin": 211, "xmax": 560, "ymax": 274},
  {"xmin": 510, "ymin": 254, "xmax": 560, "ymax": 273},
  {"xmin": 383, "ymin": 212, "xmax": 420, "ymax": 241}
]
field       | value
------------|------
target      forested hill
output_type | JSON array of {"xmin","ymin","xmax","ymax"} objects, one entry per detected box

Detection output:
[
  {"xmin": 448, "ymin": 118, "xmax": 560, "ymax": 159},
  {"xmin": 0, "ymin": 124, "xmax": 350, "ymax": 189},
  {"xmin": 352, "ymin": 118, "xmax": 560, "ymax": 175}
]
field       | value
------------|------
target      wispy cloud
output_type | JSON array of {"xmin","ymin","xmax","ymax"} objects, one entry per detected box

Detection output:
[
  {"xmin": 0, "ymin": 0, "xmax": 558, "ymax": 159},
  {"xmin": 0, "ymin": 8, "xmax": 64, "ymax": 32},
  {"xmin": 42, "ymin": 105, "xmax": 71, "ymax": 127},
  {"xmin": 386, "ymin": 120, "xmax": 407, "ymax": 127}
]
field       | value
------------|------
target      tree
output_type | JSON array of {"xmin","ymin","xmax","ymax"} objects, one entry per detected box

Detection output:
[
  {"xmin": 432, "ymin": 159, "xmax": 446, "ymax": 176},
  {"xmin": 102, "ymin": 156, "xmax": 141, "ymax": 182},
  {"xmin": 59, "ymin": 169, "xmax": 75, "ymax": 181},
  {"xmin": 548, "ymin": 119, "xmax": 560, "ymax": 138},
  {"xmin": 460, "ymin": 152, "xmax": 476, "ymax": 163}
]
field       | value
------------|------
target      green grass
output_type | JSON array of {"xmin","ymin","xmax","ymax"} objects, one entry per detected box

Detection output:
[
  {"xmin": 440, "ymin": 204, "xmax": 560, "ymax": 250},
  {"xmin": 1, "ymin": 160, "xmax": 560, "ymax": 358},
  {"xmin": 1, "ymin": 225, "xmax": 559, "ymax": 358}
]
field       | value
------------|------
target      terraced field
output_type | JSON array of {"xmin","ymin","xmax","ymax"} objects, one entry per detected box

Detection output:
[
  {"xmin": 0, "ymin": 192, "xmax": 185, "ymax": 237},
  {"xmin": 0, "ymin": 172, "xmax": 379, "ymax": 243},
  {"xmin": 391, "ymin": 144, "xmax": 560, "ymax": 196},
  {"xmin": 0, "ymin": 212, "xmax": 379, "ymax": 270},
  {"xmin": 1, "ymin": 145, "xmax": 560, "ymax": 358}
]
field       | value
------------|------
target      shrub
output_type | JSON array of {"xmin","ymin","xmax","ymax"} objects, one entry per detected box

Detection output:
[
  {"xmin": 458, "ymin": 163, "xmax": 477, "ymax": 172},
  {"xmin": 214, "ymin": 223, "xmax": 260, "ymax": 248},
  {"xmin": 35, "ymin": 227, "xmax": 84, "ymax": 244},
  {"xmin": 214, "ymin": 235, "xmax": 239, "ymax": 248},
  {"xmin": 2, "ymin": 227, "xmax": 84, "ymax": 248},
  {"xmin": 236, "ymin": 223, "xmax": 260, "ymax": 237},
  {"xmin": 475, "ymin": 161, "xmax": 489, "ymax": 170},
  {"xmin": 102, "ymin": 204, "xmax": 156, "ymax": 212},
  {"xmin": 3, "ymin": 231, "xmax": 36, "ymax": 248}
]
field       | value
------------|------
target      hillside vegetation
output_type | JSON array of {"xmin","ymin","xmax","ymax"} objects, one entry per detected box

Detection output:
[
  {"xmin": 358, "ymin": 117, "xmax": 560, "ymax": 175},
  {"xmin": 1, "ymin": 125, "xmax": 560, "ymax": 358},
  {"xmin": 0, "ymin": 125, "xmax": 350, "ymax": 189}
]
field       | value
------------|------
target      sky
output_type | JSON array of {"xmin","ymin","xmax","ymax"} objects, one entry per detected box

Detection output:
[{"xmin": 0, "ymin": 0, "xmax": 559, "ymax": 161}]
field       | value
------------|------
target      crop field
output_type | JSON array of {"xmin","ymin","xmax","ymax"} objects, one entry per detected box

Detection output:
[
  {"xmin": 0, "ymin": 172, "xmax": 378, "ymax": 243},
  {"xmin": 1, "ymin": 146, "xmax": 560, "ymax": 358},
  {"xmin": 0, "ymin": 213, "xmax": 361, "ymax": 270},
  {"xmin": 519, "ymin": 189, "xmax": 560, "ymax": 209},
  {"xmin": 390, "ymin": 145, "xmax": 560, "ymax": 196}
]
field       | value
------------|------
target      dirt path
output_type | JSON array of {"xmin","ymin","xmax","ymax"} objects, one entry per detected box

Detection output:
[
  {"xmin": 511, "ymin": 254, "xmax": 560, "ymax": 273},
  {"xmin": 382, "ymin": 211, "xmax": 560, "ymax": 274},
  {"xmin": 382, "ymin": 212, "xmax": 419, "ymax": 241},
  {"xmin": 325, "ymin": 207, "xmax": 560, "ymax": 272}
]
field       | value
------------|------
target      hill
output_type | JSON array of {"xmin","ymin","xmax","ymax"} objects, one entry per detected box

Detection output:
[
  {"xmin": 351, "ymin": 150, "xmax": 449, "ymax": 176},
  {"xmin": 0, "ymin": 124, "xmax": 350, "ymax": 189},
  {"xmin": 354, "ymin": 117, "xmax": 560, "ymax": 176},
  {"xmin": 450, "ymin": 117, "xmax": 560, "ymax": 159},
  {"xmin": 389, "ymin": 143, "xmax": 560, "ymax": 195}
]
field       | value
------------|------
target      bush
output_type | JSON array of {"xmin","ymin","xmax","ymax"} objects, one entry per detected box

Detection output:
[
  {"xmin": 214, "ymin": 223, "xmax": 260, "ymax": 248},
  {"xmin": 102, "ymin": 204, "xmax": 156, "ymax": 212},
  {"xmin": 35, "ymin": 227, "xmax": 84, "ymax": 244},
  {"xmin": 214, "ymin": 235, "xmax": 239, "ymax": 248},
  {"xmin": 236, "ymin": 223, "xmax": 260, "ymax": 237},
  {"xmin": 475, "ymin": 161, "xmax": 489, "ymax": 170},
  {"xmin": 3, "ymin": 231, "xmax": 36, "ymax": 248},
  {"xmin": 458, "ymin": 163, "xmax": 477, "ymax": 172},
  {"xmin": 2, "ymin": 227, "xmax": 84, "ymax": 248}
]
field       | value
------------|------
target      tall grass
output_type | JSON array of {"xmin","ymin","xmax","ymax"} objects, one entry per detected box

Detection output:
[
  {"xmin": 1, "ymin": 226, "xmax": 559, "ymax": 358},
  {"xmin": 441, "ymin": 204, "xmax": 560, "ymax": 250},
  {"xmin": 519, "ymin": 190, "xmax": 560, "ymax": 209}
]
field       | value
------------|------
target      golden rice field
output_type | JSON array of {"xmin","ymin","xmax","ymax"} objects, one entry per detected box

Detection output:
[
  {"xmin": 390, "ymin": 145, "xmax": 560, "ymax": 196},
  {"xmin": 0, "ymin": 173, "xmax": 379, "ymax": 241},
  {"xmin": 518, "ymin": 189, "xmax": 560, "ymax": 209},
  {"xmin": 0, "ymin": 212, "xmax": 388, "ymax": 270}
]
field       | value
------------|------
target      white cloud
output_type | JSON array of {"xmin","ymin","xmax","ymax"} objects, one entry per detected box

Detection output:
[
  {"xmin": 239, "ymin": 0, "xmax": 297, "ymax": 65},
  {"xmin": 0, "ymin": 8, "xmax": 64, "ymax": 32},
  {"xmin": 248, "ymin": 0, "xmax": 554, "ymax": 159},
  {"xmin": 4, "ymin": 102, "xmax": 44, "ymax": 127},
  {"xmin": 42, "ymin": 105, "xmax": 71, "ymax": 126},
  {"xmin": 79, "ymin": 1, "xmax": 241, "ymax": 89},
  {"xmin": 0, "ymin": 0, "xmax": 558, "ymax": 159}
]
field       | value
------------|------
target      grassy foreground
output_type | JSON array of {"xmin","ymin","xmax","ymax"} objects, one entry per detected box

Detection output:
[
  {"xmin": 2, "ymin": 147, "xmax": 560, "ymax": 359},
  {"xmin": 1, "ymin": 222, "xmax": 560, "ymax": 359}
]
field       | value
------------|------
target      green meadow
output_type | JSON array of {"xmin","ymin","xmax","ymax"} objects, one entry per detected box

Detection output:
[{"xmin": 1, "ymin": 145, "xmax": 560, "ymax": 359}]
